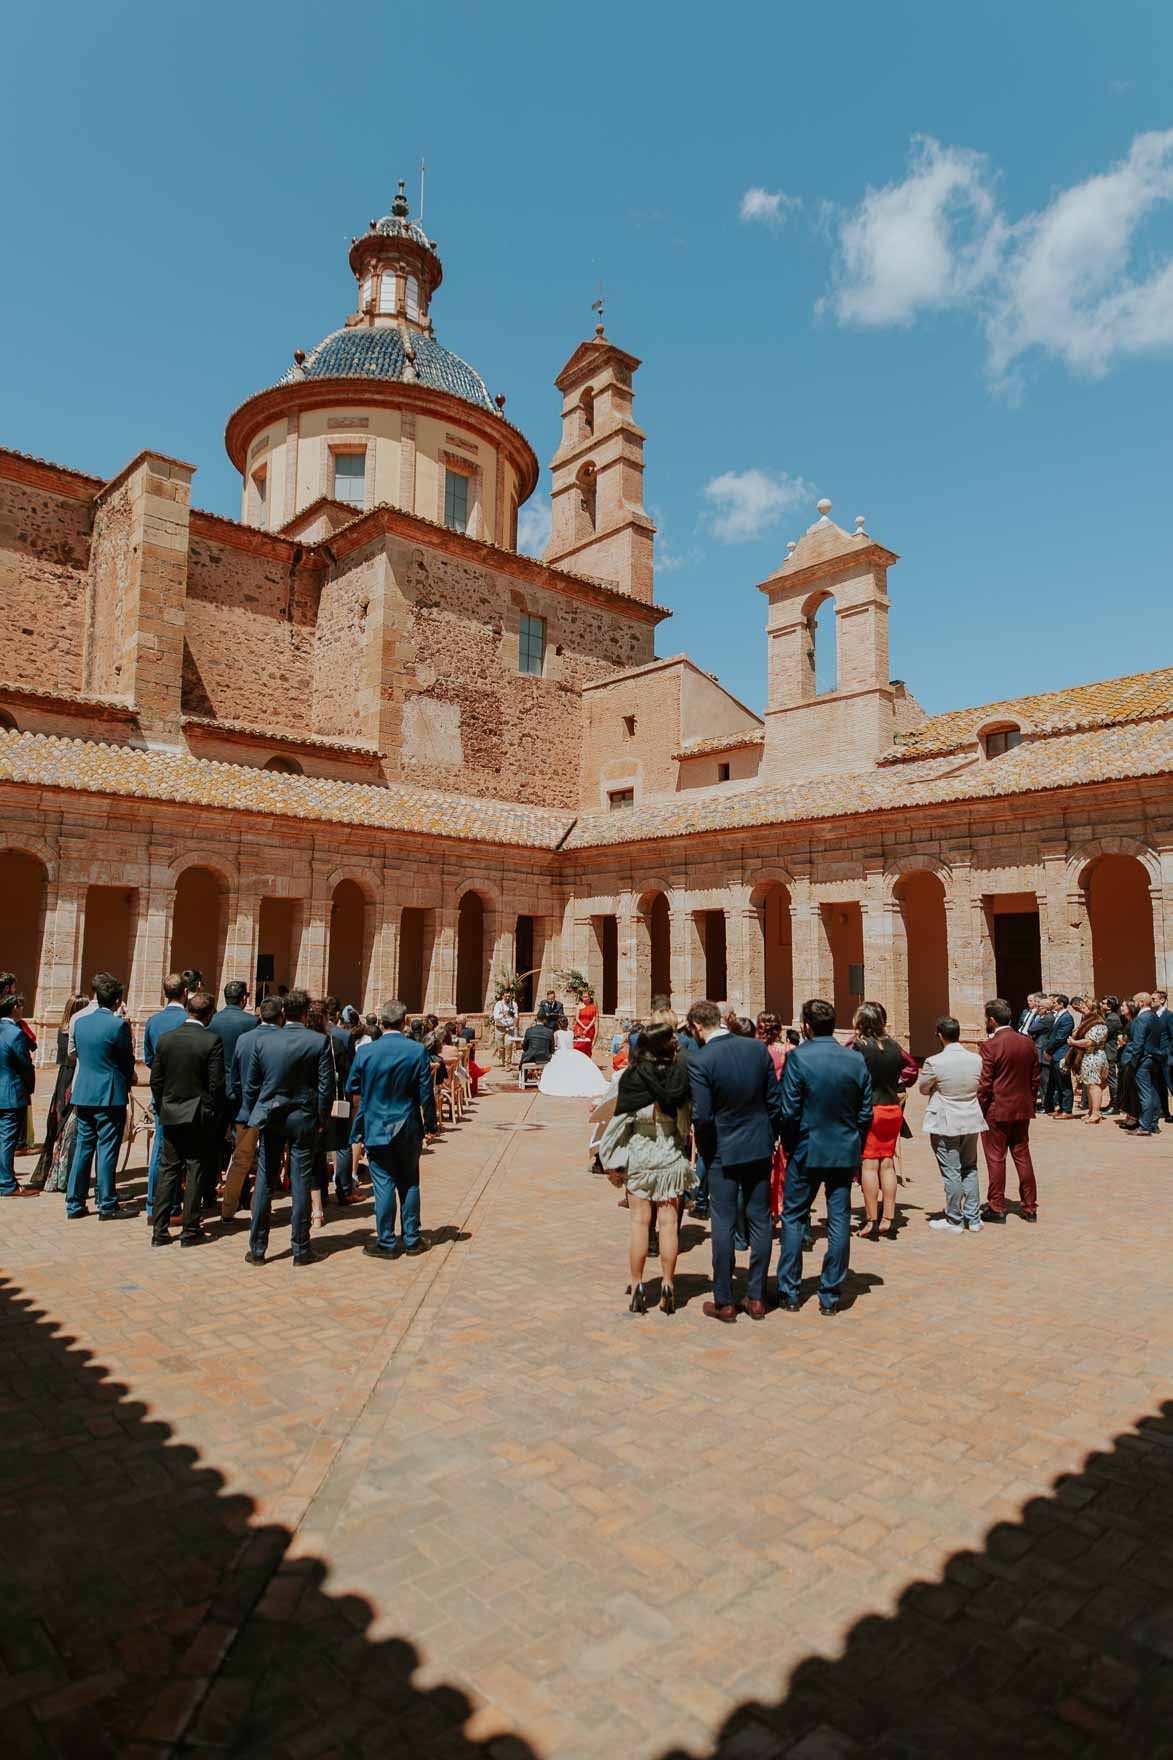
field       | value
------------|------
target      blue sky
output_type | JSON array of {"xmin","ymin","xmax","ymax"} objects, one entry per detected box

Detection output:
[{"xmin": 5, "ymin": 0, "xmax": 1173, "ymax": 716}]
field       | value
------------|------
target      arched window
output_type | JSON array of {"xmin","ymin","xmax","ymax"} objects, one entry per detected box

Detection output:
[
  {"xmin": 405, "ymin": 275, "xmax": 419, "ymax": 321},
  {"xmin": 264, "ymin": 755, "xmax": 303, "ymax": 775},
  {"xmin": 806, "ymin": 593, "xmax": 836, "ymax": 694},
  {"xmin": 378, "ymin": 271, "xmax": 397, "ymax": 315},
  {"xmin": 983, "ymin": 724, "xmax": 1023, "ymax": 758},
  {"xmin": 576, "ymin": 463, "xmax": 597, "ymax": 537},
  {"xmin": 359, "ymin": 274, "xmax": 373, "ymax": 310},
  {"xmin": 580, "ymin": 387, "xmax": 595, "ymax": 437}
]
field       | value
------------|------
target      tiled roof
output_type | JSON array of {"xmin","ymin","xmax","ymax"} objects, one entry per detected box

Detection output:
[
  {"xmin": 565, "ymin": 719, "xmax": 1173, "ymax": 849},
  {"xmin": 180, "ymin": 716, "xmax": 379, "ymax": 758},
  {"xmin": 881, "ymin": 666, "xmax": 1173, "ymax": 763},
  {"xmin": 276, "ymin": 327, "xmax": 495, "ymax": 412},
  {"xmin": 674, "ymin": 729, "xmax": 765, "ymax": 760},
  {"xmin": 0, "ymin": 731, "xmax": 572, "ymax": 851},
  {"xmin": 371, "ymin": 214, "xmax": 431, "ymax": 249}
]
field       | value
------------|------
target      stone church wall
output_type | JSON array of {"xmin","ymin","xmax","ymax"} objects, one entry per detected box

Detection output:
[
  {"xmin": 0, "ymin": 473, "xmax": 89, "ymax": 694},
  {"xmin": 183, "ymin": 532, "xmax": 318, "ymax": 733}
]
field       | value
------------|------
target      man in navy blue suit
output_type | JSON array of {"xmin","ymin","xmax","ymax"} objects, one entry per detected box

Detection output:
[
  {"xmin": 348, "ymin": 999, "xmax": 437, "ymax": 1259},
  {"xmin": 67, "ymin": 972, "xmax": 138, "ymax": 1221},
  {"xmin": 220, "ymin": 996, "xmax": 283, "ymax": 1218},
  {"xmin": 1042, "ymin": 992, "xmax": 1075, "ymax": 1115},
  {"xmin": 1121, "ymin": 991, "xmax": 1163, "ymax": 1136},
  {"xmin": 687, "ymin": 999, "xmax": 784, "ymax": 1322},
  {"xmin": 242, "ymin": 987, "xmax": 333, "ymax": 1265},
  {"xmin": 143, "ymin": 972, "xmax": 189, "ymax": 1220},
  {"xmin": 0, "ymin": 990, "xmax": 36, "ymax": 1198},
  {"xmin": 777, "ymin": 998, "xmax": 873, "ymax": 1316}
]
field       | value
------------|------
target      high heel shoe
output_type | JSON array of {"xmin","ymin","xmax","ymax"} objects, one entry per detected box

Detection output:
[
  {"xmin": 660, "ymin": 1284, "xmax": 676, "ymax": 1315},
  {"xmin": 854, "ymin": 1219, "xmax": 879, "ymax": 1240},
  {"xmin": 628, "ymin": 1283, "xmax": 647, "ymax": 1315},
  {"xmin": 880, "ymin": 1216, "xmax": 898, "ymax": 1239}
]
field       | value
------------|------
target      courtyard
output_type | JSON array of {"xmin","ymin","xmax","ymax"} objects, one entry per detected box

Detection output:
[{"xmin": 2, "ymin": 1076, "xmax": 1172, "ymax": 1759}]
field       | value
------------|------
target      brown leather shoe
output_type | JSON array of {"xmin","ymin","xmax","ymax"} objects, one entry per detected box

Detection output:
[
  {"xmin": 742, "ymin": 1298, "xmax": 767, "ymax": 1321},
  {"xmin": 702, "ymin": 1301, "xmax": 737, "ymax": 1323}
]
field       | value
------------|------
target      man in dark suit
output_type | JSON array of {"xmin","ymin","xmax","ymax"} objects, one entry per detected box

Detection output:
[
  {"xmin": 1042, "ymin": 993, "xmax": 1075, "ymax": 1115},
  {"xmin": 324, "ymin": 995, "xmax": 356, "ymax": 1203},
  {"xmin": 1153, "ymin": 989, "xmax": 1172, "ymax": 1121},
  {"xmin": 1159, "ymin": 995, "xmax": 1173, "ymax": 1124},
  {"xmin": 1025, "ymin": 997, "xmax": 1055, "ymax": 1111},
  {"xmin": 209, "ymin": 980, "xmax": 256, "ymax": 1174},
  {"xmin": 519, "ymin": 1018, "xmax": 554, "ymax": 1067},
  {"xmin": 149, "ymin": 989, "xmax": 226, "ymax": 1247},
  {"xmin": 777, "ymin": 998, "xmax": 873, "ymax": 1316},
  {"xmin": 537, "ymin": 991, "xmax": 561, "ymax": 1025},
  {"xmin": 348, "ymin": 999, "xmax": 437, "ymax": 1259},
  {"xmin": 1017, "ymin": 994, "xmax": 1041, "ymax": 1035},
  {"xmin": 0, "ymin": 990, "xmax": 35, "ymax": 1198},
  {"xmin": 978, "ymin": 997, "xmax": 1040, "ymax": 1223},
  {"xmin": 143, "ymin": 972, "xmax": 189, "ymax": 1222},
  {"xmin": 242, "ymin": 987, "xmax": 333, "ymax": 1265},
  {"xmin": 1121, "ymin": 992, "xmax": 1162, "ymax": 1136},
  {"xmin": 688, "ymin": 999, "xmax": 784, "ymax": 1322},
  {"xmin": 221, "ymin": 997, "xmax": 283, "ymax": 1218},
  {"xmin": 67, "ymin": 972, "xmax": 138, "ymax": 1221}
]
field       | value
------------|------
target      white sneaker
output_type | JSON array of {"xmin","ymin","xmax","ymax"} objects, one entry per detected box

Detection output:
[
  {"xmin": 928, "ymin": 1217, "xmax": 964, "ymax": 1233},
  {"xmin": 967, "ymin": 1220, "xmax": 983, "ymax": 1232}
]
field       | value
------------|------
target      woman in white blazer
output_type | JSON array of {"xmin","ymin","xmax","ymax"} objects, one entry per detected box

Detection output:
[{"xmin": 919, "ymin": 1017, "xmax": 985, "ymax": 1234}]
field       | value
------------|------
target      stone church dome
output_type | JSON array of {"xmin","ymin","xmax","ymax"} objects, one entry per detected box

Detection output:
[{"xmin": 276, "ymin": 325, "xmax": 495, "ymax": 413}]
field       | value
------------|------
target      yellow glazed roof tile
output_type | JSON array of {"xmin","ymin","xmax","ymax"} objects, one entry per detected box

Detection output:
[{"xmin": 880, "ymin": 665, "xmax": 1173, "ymax": 762}]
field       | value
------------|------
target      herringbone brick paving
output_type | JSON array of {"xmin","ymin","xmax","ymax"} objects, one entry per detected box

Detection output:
[{"xmin": 1, "ymin": 1075, "xmax": 1171, "ymax": 1758}]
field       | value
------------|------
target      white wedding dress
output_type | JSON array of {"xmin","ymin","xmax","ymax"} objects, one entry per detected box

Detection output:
[{"xmin": 539, "ymin": 1027, "xmax": 609, "ymax": 1098}]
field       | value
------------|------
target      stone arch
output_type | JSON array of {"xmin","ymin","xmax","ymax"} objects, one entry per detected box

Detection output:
[
  {"xmin": 635, "ymin": 884, "xmax": 673, "ymax": 1011},
  {"xmin": 456, "ymin": 888, "xmax": 492, "ymax": 1014},
  {"xmin": 170, "ymin": 865, "xmax": 231, "ymax": 992},
  {"xmin": 882, "ymin": 853, "xmax": 954, "ymax": 902},
  {"xmin": 747, "ymin": 869, "xmax": 796, "ymax": 1023},
  {"xmin": 889, "ymin": 865, "xmax": 951, "ymax": 1058},
  {"xmin": 801, "ymin": 586, "xmax": 837, "ymax": 696},
  {"xmin": 0, "ymin": 832, "xmax": 58, "ymax": 883},
  {"xmin": 3, "ymin": 848, "xmax": 49, "ymax": 1016},
  {"xmin": 327, "ymin": 877, "xmax": 374, "ymax": 1009},
  {"xmin": 1071, "ymin": 842, "xmax": 1159, "ymax": 997}
]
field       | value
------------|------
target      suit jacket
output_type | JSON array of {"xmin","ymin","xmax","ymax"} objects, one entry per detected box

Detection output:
[
  {"xmin": 691, "ymin": 1030, "xmax": 785, "ymax": 1168},
  {"xmin": 348, "ymin": 1031, "xmax": 436, "ymax": 1146},
  {"xmin": 1121, "ymin": 1008, "xmax": 1161, "ymax": 1066},
  {"xmin": 1018, "ymin": 1006, "xmax": 1036, "ymax": 1034},
  {"xmin": 779, "ymin": 1036, "xmax": 871, "ymax": 1169},
  {"xmin": 209, "ymin": 1005, "xmax": 257, "ymax": 1091},
  {"xmin": 1043, "ymin": 1010, "xmax": 1074, "ymax": 1064},
  {"xmin": 1159, "ymin": 1010, "xmax": 1173, "ymax": 1062},
  {"xmin": 327, "ymin": 1022, "xmax": 354, "ymax": 1095},
  {"xmin": 231, "ymin": 1021, "xmax": 279, "ymax": 1121},
  {"xmin": 149, "ymin": 1020, "xmax": 226, "ymax": 1132},
  {"xmin": 0, "ymin": 1016, "xmax": 35, "ymax": 1109},
  {"xmin": 143, "ymin": 1002, "xmax": 187, "ymax": 1066},
  {"xmin": 920, "ymin": 1042, "xmax": 985, "ymax": 1134},
  {"xmin": 520, "ymin": 1022, "xmax": 554, "ymax": 1064},
  {"xmin": 536, "ymin": 999, "xmax": 561, "ymax": 1023},
  {"xmin": 977, "ymin": 1027, "xmax": 1039, "ymax": 1123},
  {"xmin": 72, "ymin": 1007, "xmax": 136, "ymax": 1108},
  {"xmin": 1026, "ymin": 1010, "xmax": 1054, "ymax": 1060},
  {"xmin": 243, "ymin": 1023, "xmax": 333, "ymax": 1129}
]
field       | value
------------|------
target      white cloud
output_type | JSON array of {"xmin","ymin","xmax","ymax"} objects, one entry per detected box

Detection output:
[
  {"xmin": 740, "ymin": 186, "xmax": 801, "ymax": 226},
  {"xmin": 823, "ymin": 129, "xmax": 1173, "ymax": 386},
  {"xmin": 517, "ymin": 495, "xmax": 551, "ymax": 557},
  {"xmin": 823, "ymin": 136, "xmax": 1002, "ymax": 328},
  {"xmin": 703, "ymin": 468, "xmax": 812, "ymax": 543}
]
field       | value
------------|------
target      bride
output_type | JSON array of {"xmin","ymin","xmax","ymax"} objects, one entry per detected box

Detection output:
[{"xmin": 539, "ymin": 1015, "xmax": 609, "ymax": 1099}]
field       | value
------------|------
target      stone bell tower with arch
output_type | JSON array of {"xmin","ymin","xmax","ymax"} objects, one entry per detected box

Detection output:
[
  {"xmin": 544, "ymin": 323, "xmax": 656, "ymax": 602},
  {"xmin": 757, "ymin": 498, "xmax": 922, "ymax": 781}
]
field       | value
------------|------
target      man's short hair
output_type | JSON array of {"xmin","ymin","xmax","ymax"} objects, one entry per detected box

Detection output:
[
  {"xmin": 546, "ymin": 990, "xmax": 556, "ymax": 999},
  {"xmin": 325, "ymin": 994, "xmax": 340, "ymax": 1018},
  {"xmin": 1052, "ymin": 993, "xmax": 1069, "ymax": 1008},
  {"xmin": 985, "ymin": 998, "xmax": 1013, "ymax": 1027},
  {"xmin": 1155, "ymin": 990, "xmax": 1168, "ymax": 1004},
  {"xmin": 258, "ymin": 996, "xmax": 284, "ymax": 1023},
  {"xmin": 283, "ymin": 987, "xmax": 310, "ymax": 1020},
  {"xmin": 223, "ymin": 979, "xmax": 248, "ymax": 1006},
  {"xmin": 936, "ymin": 1015, "xmax": 962, "ymax": 1043},
  {"xmin": 650, "ymin": 993, "xmax": 671, "ymax": 1013},
  {"xmin": 1134, "ymin": 991, "xmax": 1152, "ymax": 1009},
  {"xmin": 181, "ymin": 969, "xmax": 202, "ymax": 990},
  {"xmin": 802, "ymin": 998, "xmax": 836, "ymax": 1036},
  {"xmin": 689, "ymin": 1000, "xmax": 722, "ymax": 1031},
  {"xmin": 187, "ymin": 988, "xmax": 215, "ymax": 1020},
  {"xmin": 381, "ymin": 999, "xmax": 409, "ymax": 1029},
  {"xmin": 94, "ymin": 974, "xmax": 123, "ymax": 1010},
  {"xmin": 0, "ymin": 992, "xmax": 19, "ymax": 1018},
  {"xmin": 162, "ymin": 972, "xmax": 187, "ymax": 1002}
]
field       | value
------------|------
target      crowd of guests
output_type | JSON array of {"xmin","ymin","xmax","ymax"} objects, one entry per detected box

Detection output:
[
  {"xmin": 1019, "ymin": 989, "xmax": 1173, "ymax": 1135},
  {"xmin": 0, "ymin": 968, "xmax": 489, "ymax": 1265}
]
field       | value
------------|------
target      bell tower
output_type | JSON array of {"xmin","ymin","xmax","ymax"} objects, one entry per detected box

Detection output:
[
  {"xmin": 544, "ymin": 324, "xmax": 656, "ymax": 602},
  {"xmin": 757, "ymin": 499, "xmax": 919, "ymax": 780}
]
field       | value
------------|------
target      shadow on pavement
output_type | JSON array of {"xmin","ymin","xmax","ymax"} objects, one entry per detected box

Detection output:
[{"xmin": 2, "ymin": 1267, "xmax": 1172, "ymax": 1758}]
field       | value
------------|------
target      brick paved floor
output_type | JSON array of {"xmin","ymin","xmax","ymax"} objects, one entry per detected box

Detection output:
[{"xmin": 2, "ymin": 1075, "xmax": 1172, "ymax": 1758}]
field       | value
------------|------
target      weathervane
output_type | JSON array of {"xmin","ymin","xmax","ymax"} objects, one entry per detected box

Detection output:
[
  {"xmin": 591, "ymin": 279, "xmax": 605, "ymax": 333},
  {"xmin": 419, "ymin": 157, "xmax": 426, "ymax": 225}
]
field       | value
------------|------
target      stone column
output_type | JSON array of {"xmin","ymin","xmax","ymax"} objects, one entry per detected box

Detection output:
[
  {"xmin": 1152, "ymin": 847, "xmax": 1173, "ymax": 990},
  {"xmin": 726, "ymin": 906, "xmax": 761, "ymax": 1016},
  {"xmin": 1039, "ymin": 843, "xmax": 1091, "ymax": 996},
  {"xmin": 789, "ymin": 878, "xmax": 821, "ymax": 1011},
  {"xmin": 616, "ymin": 908, "xmax": 639, "ymax": 1017},
  {"xmin": 860, "ymin": 873, "xmax": 898, "ymax": 1033},
  {"xmin": 127, "ymin": 883, "xmax": 177, "ymax": 1027},
  {"xmin": 675, "ymin": 907, "xmax": 706, "ymax": 1009},
  {"xmin": 946, "ymin": 856, "xmax": 985, "ymax": 1042},
  {"xmin": 486, "ymin": 907, "xmax": 513, "ymax": 1015},
  {"xmin": 35, "ymin": 876, "xmax": 86, "ymax": 1053},
  {"xmin": 223, "ymin": 890, "xmax": 260, "ymax": 996},
  {"xmin": 295, "ymin": 875, "xmax": 331, "ymax": 997},
  {"xmin": 431, "ymin": 907, "xmax": 458, "ymax": 1012},
  {"xmin": 370, "ymin": 890, "xmax": 400, "ymax": 1011}
]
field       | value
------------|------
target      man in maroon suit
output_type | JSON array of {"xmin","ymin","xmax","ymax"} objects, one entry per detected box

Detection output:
[{"xmin": 978, "ymin": 997, "xmax": 1040, "ymax": 1223}]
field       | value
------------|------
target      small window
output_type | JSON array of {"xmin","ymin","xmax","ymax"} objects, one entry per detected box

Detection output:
[
  {"xmin": 608, "ymin": 788, "xmax": 634, "ymax": 810},
  {"xmin": 360, "ymin": 275, "xmax": 372, "ymax": 310},
  {"xmin": 252, "ymin": 467, "xmax": 268, "ymax": 528},
  {"xmin": 405, "ymin": 275, "xmax": 419, "ymax": 321},
  {"xmin": 444, "ymin": 468, "xmax": 470, "ymax": 533},
  {"xmin": 622, "ymin": 714, "xmax": 637, "ymax": 739},
  {"xmin": 333, "ymin": 451, "xmax": 365, "ymax": 509},
  {"xmin": 985, "ymin": 726, "xmax": 1023, "ymax": 758},
  {"xmin": 717, "ymin": 762, "xmax": 731, "ymax": 782},
  {"xmin": 378, "ymin": 272, "xmax": 397, "ymax": 314},
  {"xmin": 0, "ymin": 710, "xmax": 17, "ymax": 733},
  {"xmin": 519, "ymin": 612, "xmax": 546, "ymax": 677},
  {"xmin": 264, "ymin": 755, "xmax": 303, "ymax": 775}
]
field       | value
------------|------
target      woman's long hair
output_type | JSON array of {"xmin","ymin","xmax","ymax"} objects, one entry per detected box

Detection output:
[
  {"xmin": 853, "ymin": 1002, "xmax": 888, "ymax": 1041},
  {"xmin": 756, "ymin": 1012, "xmax": 780, "ymax": 1044},
  {"xmin": 59, "ymin": 991, "xmax": 87, "ymax": 1033},
  {"xmin": 633, "ymin": 1021, "xmax": 678, "ymax": 1066}
]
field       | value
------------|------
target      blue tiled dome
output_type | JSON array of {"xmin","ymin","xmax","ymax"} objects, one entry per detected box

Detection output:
[
  {"xmin": 277, "ymin": 327, "xmax": 495, "ymax": 413},
  {"xmin": 373, "ymin": 213, "xmax": 431, "ymax": 249}
]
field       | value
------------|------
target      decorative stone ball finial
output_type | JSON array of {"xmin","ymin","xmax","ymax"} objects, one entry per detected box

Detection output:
[
  {"xmin": 391, "ymin": 179, "xmax": 410, "ymax": 219},
  {"xmin": 786, "ymin": 541, "xmax": 797, "ymax": 556},
  {"xmin": 816, "ymin": 498, "xmax": 832, "ymax": 517},
  {"xmin": 854, "ymin": 515, "xmax": 866, "ymax": 535},
  {"xmin": 495, "ymin": 393, "xmax": 506, "ymax": 412},
  {"xmin": 293, "ymin": 349, "xmax": 306, "ymax": 366},
  {"xmin": 595, "ymin": 322, "xmax": 605, "ymax": 338}
]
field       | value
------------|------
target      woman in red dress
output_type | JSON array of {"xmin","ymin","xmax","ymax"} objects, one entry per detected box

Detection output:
[
  {"xmin": 756, "ymin": 1013, "xmax": 792, "ymax": 1219},
  {"xmin": 573, "ymin": 992, "xmax": 598, "ymax": 1058},
  {"xmin": 849, "ymin": 1001, "xmax": 917, "ymax": 1240}
]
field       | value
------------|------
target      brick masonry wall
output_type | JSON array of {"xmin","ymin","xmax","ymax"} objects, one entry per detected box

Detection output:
[
  {"xmin": 0, "ymin": 477, "xmax": 89, "ymax": 694},
  {"xmin": 183, "ymin": 535, "xmax": 318, "ymax": 734}
]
